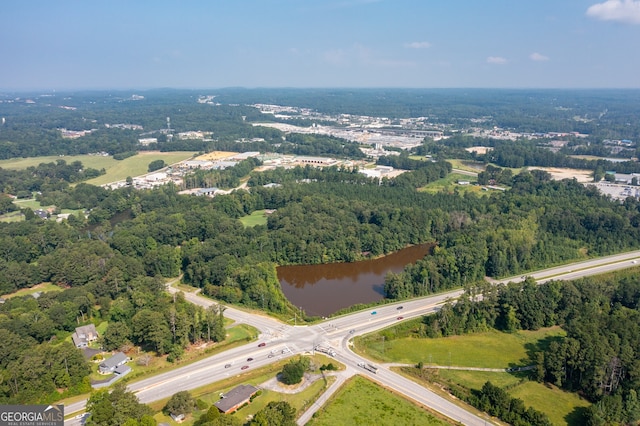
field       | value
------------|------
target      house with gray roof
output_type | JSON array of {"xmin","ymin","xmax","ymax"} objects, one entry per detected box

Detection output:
[
  {"xmin": 72, "ymin": 324, "xmax": 98, "ymax": 348},
  {"xmin": 99, "ymin": 352, "xmax": 129, "ymax": 374}
]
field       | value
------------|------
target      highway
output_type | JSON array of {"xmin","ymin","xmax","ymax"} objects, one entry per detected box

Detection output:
[{"xmin": 64, "ymin": 249, "xmax": 640, "ymax": 425}]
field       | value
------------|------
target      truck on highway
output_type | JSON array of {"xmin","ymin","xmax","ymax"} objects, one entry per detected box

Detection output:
[
  {"xmin": 314, "ymin": 345, "xmax": 336, "ymax": 357},
  {"xmin": 358, "ymin": 362, "xmax": 378, "ymax": 374}
]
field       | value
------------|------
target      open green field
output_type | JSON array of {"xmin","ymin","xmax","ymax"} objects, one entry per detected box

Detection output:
[
  {"xmin": 11, "ymin": 198, "xmax": 44, "ymax": 209},
  {"xmin": 0, "ymin": 151, "xmax": 196, "ymax": 186},
  {"xmin": 401, "ymin": 368, "xmax": 590, "ymax": 426},
  {"xmin": 510, "ymin": 381, "xmax": 590, "ymax": 426},
  {"xmin": 419, "ymin": 172, "xmax": 482, "ymax": 195},
  {"xmin": 1, "ymin": 282, "xmax": 63, "ymax": 299},
  {"xmin": 433, "ymin": 369, "xmax": 590, "ymax": 426},
  {"xmin": 0, "ymin": 210, "xmax": 24, "ymax": 222},
  {"xmin": 306, "ymin": 375, "xmax": 452, "ymax": 426},
  {"xmin": 362, "ymin": 324, "xmax": 588, "ymax": 426},
  {"xmin": 356, "ymin": 326, "xmax": 566, "ymax": 369},
  {"xmin": 437, "ymin": 368, "xmax": 525, "ymax": 390},
  {"xmin": 446, "ymin": 159, "xmax": 486, "ymax": 173},
  {"xmin": 239, "ymin": 210, "xmax": 269, "ymax": 227}
]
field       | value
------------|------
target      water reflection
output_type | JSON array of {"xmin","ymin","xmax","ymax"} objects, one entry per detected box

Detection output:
[{"xmin": 278, "ymin": 244, "xmax": 432, "ymax": 317}]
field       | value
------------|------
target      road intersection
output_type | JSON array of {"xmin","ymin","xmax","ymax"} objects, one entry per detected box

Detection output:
[{"xmin": 65, "ymin": 249, "xmax": 640, "ymax": 425}]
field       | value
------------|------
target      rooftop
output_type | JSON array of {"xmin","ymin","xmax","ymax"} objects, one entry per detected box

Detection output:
[{"xmin": 214, "ymin": 384, "xmax": 258, "ymax": 413}]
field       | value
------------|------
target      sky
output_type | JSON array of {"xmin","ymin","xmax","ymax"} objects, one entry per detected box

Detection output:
[{"xmin": 1, "ymin": 0, "xmax": 640, "ymax": 90}]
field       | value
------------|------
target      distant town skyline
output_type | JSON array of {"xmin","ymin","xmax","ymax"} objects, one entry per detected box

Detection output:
[{"xmin": 2, "ymin": 0, "xmax": 640, "ymax": 91}]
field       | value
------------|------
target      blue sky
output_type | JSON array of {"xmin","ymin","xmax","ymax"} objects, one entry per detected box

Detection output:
[{"xmin": 1, "ymin": 0, "xmax": 639, "ymax": 90}]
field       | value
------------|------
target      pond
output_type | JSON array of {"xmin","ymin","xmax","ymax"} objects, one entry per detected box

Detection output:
[{"xmin": 277, "ymin": 244, "xmax": 432, "ymax": 317}]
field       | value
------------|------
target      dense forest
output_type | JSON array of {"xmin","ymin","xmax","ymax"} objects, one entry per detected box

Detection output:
[{"xmin": 3, "ymin": 159, "xmax": 640, "ymax": 302}]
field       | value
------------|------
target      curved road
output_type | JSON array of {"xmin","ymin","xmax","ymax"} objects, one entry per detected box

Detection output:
[{"xmin": 65, "ymin": 250, "xmax": 640, "ymax": 425}]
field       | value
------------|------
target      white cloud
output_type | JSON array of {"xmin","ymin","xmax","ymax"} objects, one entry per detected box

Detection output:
[
  {"xmin": 530, "ymin": 52, "xmax": 550, "ymax": 61},
  {"xmin": 587, "ymin": 0, "xmax": 640, "ymax": 24},
  {"xmin": 404, "ymin": 41, "xmax": 431, "ymax": 49},
  {"xmin": 486, "ymin": 56, "xmax": 508, "ymax": 64}
]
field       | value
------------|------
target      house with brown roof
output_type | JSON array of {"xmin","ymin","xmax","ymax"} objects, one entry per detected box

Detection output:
[{"xmin": 214, "ymin": 384, "xmax": 259, "ymax": 414}]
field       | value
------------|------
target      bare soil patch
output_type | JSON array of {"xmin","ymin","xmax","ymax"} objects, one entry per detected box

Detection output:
[
  {"xmin": 528, "ymin": 167, "xmax": 592, "ymax": 182},
  {"xmin": 195, "ymin": 151, "xmax": 238, "ymax": 161},
  {"xmin": 259, "ymin": 373, "xmax": 324, "ymax": 394}
]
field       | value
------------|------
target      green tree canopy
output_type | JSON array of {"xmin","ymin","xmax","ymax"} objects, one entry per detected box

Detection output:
[
  {"xmin": 279, "ymin": 357, "xmax": 310, "ymax": 385},
  {"xmin": 164, "ymin": 390, "xmax": 196, "ymax": 416},
  {"xmin": 86, "ymin": 382, "xmax": 155, "ymax": 426},
  {"xmin": 249, "ymin": 401, "xmax": 296, "ymax": 426}
]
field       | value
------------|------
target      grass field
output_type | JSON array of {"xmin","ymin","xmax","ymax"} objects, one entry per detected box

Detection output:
[
  {"xmin": 0, "ymin": 151, "xmax": 196, "ymax": 186},
  {"xmin": 0, "ymin": 210, "xmax": 24, "ymax": 222},
  {"xmin": 446, "ymin": 159, "xmax": 486, "ymax": 173},
  {"xmin": 238, "ymin": 210, "xmax": 269, "ymax": 227},
  {"xmin": 510, "ymin": 381, "xmax": 590, "ymax": 426},
  {"xmin": 11, "ymin": 198, "xmax": 44, "ymax": 209},
  {"xmin": 419, "ymin": 172, "xmax": 483, "ymax": 195},
  {"xmin": 356, "ymin": 327, "xmax": 566, "ymax": 369},
  {"xmin": 85, "ymin": 151, "xmax": 196, "ymax": 185},
  {"xmin": 358, "ymin": 325, "xmax": 588, "ymax": 426},
  {"xmin": 1, "ymin": 282, "xmax": 63, "ymax": 298},
  {"xmin": 428, "ymin": 369, "xmax": 590, "ymax": 426},
  {"xmin": 306, "ymin": 375, "xmax": 452, "ymax": 426}
]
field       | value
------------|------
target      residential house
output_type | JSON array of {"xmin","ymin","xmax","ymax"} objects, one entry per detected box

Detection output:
[
  {"xmin": 72, "ymin": 324, "xmax": 98, "ymax": 348},
  {"xmin": 214, "ymin": 384, "xmax": 259, "ymax": 414},
  {"xmin": 99, "ymin": 352, "xmax": 129, "ymax": 374}
]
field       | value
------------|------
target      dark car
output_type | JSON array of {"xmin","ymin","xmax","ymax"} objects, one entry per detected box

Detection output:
[
  {"xmin": 224, "ymin": 363, "xmax": 231, "ymax": 368},
  {"xmin": 396, "ymin": 306, "xmax": 403, "ymax": 310},
  {"xmin": 397, "ymin": 316, "xmax": 404, "ymax": 320},
  {"xmin": 241, "ymin": 365, "xmax": 249, "ymax": 370},
  {"xmin": 247, "ymin": 357, "xmax": 254, "ymax": 362},
  {"xmin": 258, "ymin": 342, "xmax": 266, "ymax": 347}
]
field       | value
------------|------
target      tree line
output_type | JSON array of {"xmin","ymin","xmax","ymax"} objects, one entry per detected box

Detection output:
[
  {"xmin": 418, "ymin": 272, "xmax": 640, "ymax": 425},
  {"xmin": 0, "ymin": 159, "xmax": 105, "ymax": 199}
]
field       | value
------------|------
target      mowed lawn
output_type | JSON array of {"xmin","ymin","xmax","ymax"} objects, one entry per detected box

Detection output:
[
  {"xmin": 239, "ymin": 210, "xmax": 269, "ymax": 227},
  {"xmin": 0, "ymin": 151, "xmax": 196, "ymax": 186},
  {"xmin": 1, "ymin": 282, "xmax": 62, "ymax": 299},
  {"xmin": 437, "ymin": 370, "xmax": 591, "ymax": 426},
  {"xmin": 307, "ymin": 376, "xmax": 451, "ymax": 426},
  {"xmin": 365, "ymin": 325, "xmax": 587, "ymax": 426},
  {"xmin": 418, "ymin": 173, "xmax": 484, "ymax": 195},
  {"xmin": 510, "ymin": 381, "xmax": 591, "ymax": 426},
  {"xmin": 359, "ymin": 327, "xmax": 566, "ymax": 369}
]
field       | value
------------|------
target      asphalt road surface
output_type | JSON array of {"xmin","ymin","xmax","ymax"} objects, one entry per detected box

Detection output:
[{"xmin": 64, "ymin": 249, "xmax": 640, "ymax": 425}]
